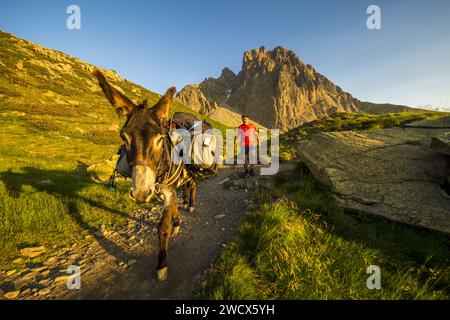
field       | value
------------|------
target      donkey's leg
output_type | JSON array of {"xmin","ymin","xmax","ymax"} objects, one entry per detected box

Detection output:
[
  {"xmin": 156, "ymin": 208, "xmax": 172, "ymax": 281},
  {"xmin": 188, "ymin": 180, "xmax": 197, "ymax": 213},
  {"xmin": 172, "ymin": 197, "xmax": 181, "ymax": 236},
  {"xmin": 182, "ymin": 183, "xmax": 189, "ymax": 209},
  {"xmin": 156, "ymin": 187, "xmax": 176, "ymax": 281}
]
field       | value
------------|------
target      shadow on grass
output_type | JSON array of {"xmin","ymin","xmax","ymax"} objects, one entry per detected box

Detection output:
[{"xmin": 0, "ymin": 161, "xmax": 140, "ymax": 263}]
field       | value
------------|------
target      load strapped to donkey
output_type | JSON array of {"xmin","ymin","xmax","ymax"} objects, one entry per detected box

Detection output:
[{"xmin": 109, "ymin": 112, "xmax": 218, "ymax": 191}]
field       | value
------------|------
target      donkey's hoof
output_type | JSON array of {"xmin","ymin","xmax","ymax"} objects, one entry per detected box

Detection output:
[
  {"xmin": 172, "ymin": 225, "xmax": 181, "ymax": 236},
  {"xmin": 189, "ymin": 207, "xmax": 195, "ymax": 213},
  {"xmin": 156, "ymin": 267, "xmax": 168, "ymax": 281}
]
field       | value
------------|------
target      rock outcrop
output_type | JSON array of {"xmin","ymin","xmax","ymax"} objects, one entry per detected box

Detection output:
[
  {"xmin": 175, "ymin": 84, "xmax": 218, "ymax": 115},
  {"xmin": 176, "ymin": 67, "xmax": 264, "ymax": 128},
  {"xmin": 298, "ymin": 117, "xmax": 450, "ymax": 234},
  {"xmin": 176, "ymin": 68, "xmax": 245, "ymax": 128},
  {"xmin": 431, "ymin": 133, "xmax": 450, "ymax": 156},
  {"xmin": 228, "ymin": 46, "xmax": 360, "ymax": 131},
  {"xmin": 177, "ymin": 46, "xmax": 423, "ymax": 132},
  {"xmin": 177, "ymin": 46, "xmax": 361, "ymax": 131}
]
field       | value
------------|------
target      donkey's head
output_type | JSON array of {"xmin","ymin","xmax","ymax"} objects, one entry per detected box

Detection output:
[{"xmin": 93, "ymin": 70, "xmax": 176, "ymax": 203}]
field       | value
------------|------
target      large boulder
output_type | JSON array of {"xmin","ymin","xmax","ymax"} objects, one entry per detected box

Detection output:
[
  {"xmin": 298, "ymin": 118, "xmax": 450, "ymax": 234},
  {"xmin": 431, "ymin": 133, "xmax": 450, "ymax": 156}
]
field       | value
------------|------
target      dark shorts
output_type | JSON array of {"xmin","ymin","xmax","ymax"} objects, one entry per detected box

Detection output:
[
  {"xmin": 241, "ymin": 146, "xmax": 257, "ymax": 155},
  {"xmin": 239, "ymin": 146, "xmax": 257, "ymax": 165}
]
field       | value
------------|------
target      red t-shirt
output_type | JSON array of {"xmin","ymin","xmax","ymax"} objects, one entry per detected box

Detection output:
[{"xmin": 238, "ymin": 123, "xmax": 258, "ymax": 147}]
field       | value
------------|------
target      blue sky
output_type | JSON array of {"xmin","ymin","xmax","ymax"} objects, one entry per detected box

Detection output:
[{"xmin": 1, "ymin": 0, "xmax": 449, "ymax": 109}]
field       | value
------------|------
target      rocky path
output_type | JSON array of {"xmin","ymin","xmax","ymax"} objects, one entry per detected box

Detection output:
[{"xmin": 0, "ymin": 166, "xmax": 266, "ymax": 300}]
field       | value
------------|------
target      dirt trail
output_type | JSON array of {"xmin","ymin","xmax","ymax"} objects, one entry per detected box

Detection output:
[
  {"xmin": 1, "ymin": 163, "xmax": 292, "ymax": 300},
  {"xmin": 47, "ymin": 167, "xmax": 262, "ymax": 299}
]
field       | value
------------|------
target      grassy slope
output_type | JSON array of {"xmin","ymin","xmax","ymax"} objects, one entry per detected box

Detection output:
[
  {"xmin": 279, "ymin": 111, "xmax": 449, "ymax": 161},
  {"xmin": 358, "ymin": 101, "xmax": 424, "ymax": 114},
  {"xmin": 200, "ymin": 113, "xmax": 450, "ymax": 300},
  {"xmin": 0, "ymin": 30, "xmax": 228, "ymax": 270}
]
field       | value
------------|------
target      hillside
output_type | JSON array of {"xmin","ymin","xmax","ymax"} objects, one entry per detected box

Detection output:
[
  {"xmin": 0, "ymin": 30, "xmax": 228, "ymax": 133},
  {"xmin": 358, "ymin": 101, "xmax": 423, "ymax": 114}
]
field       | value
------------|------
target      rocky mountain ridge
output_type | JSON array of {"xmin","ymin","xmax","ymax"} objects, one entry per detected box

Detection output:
[{"xmin": 176, "ymin": 46, "xmax": 415, "ymax": 131}]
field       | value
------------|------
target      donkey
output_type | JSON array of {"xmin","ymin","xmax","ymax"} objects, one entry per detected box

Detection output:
[{"xmin": 93, "ymin": 69, "xmax": 197, "ymax": 281}]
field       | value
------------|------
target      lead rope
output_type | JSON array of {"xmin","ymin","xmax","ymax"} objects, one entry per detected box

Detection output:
[
  {"xmin": 107, "ymin": 169, "xmax": 118, "ymax": 192},
  {"xmin": 154, "ymin": 127, "xmax": 186, "ymax": 194}
]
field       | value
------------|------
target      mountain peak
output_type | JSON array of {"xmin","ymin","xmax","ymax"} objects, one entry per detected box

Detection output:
[
  {"xmin": 218, "ymin": 67, "xmax": 237, "ymax": 87},
  {"xmin": 178, "ymin": 46, "xmax": 359, "ymax": 131}
]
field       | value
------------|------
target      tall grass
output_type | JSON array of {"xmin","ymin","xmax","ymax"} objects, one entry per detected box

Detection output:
[{"xmin": 199, "ymin": 164, "xmax": 449, "ymax": 300}]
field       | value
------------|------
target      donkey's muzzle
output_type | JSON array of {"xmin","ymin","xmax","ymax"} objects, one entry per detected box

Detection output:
[{"xmin": 130, "ymin": 165, "xmax": 156, "ymax": 203}]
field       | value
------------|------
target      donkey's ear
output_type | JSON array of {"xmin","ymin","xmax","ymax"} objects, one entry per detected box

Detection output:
[
  {"xmin": 152, "ymin": 87, "xmax": 176, "ymax": 120},
  {"xmin": 93, "ymin": 69, "xmax": 136, "ymax": 117}
]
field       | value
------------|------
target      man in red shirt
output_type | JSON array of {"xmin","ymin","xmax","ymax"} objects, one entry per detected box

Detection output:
[{"xmin": 235, "ymin": 114, "xmax": 259, "ymax": 177}]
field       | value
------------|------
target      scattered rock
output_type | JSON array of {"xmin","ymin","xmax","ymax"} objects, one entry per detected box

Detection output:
[
  {"xmin": 4, "ymin": 290, "xmax": 20, "ymax": 299},
  {"xmin": 214, "ymin": 214, "xmax": 226, "ymax": 219},
  {"xmin": 30, "ymin": 266, "xmax": 48, "ymax": 274},
  {"xmin": 21, "ymin": 272, "xmax": 37, "ymax": 282},
  {"xmin": 431, "ymin": 133, "xmax": 450, "ymax": 156},
  {"xmin": 38, "ymin": 180, "xmax": 54, "ymax": 186},
  {"xmin": 67, "ymin": 254, "xmax": 79, "ymax": 260},
  {"xmin": 54, "ymin": 275, "xmax": 69, "ymax": 283},
  {"xmin": 41, "ymin": 270, "xmax": 50, "ymax": 277},
  {"xmin": 6, "ymin": 269, "xmax": 17, "ymax": 276},
  {"xmin": 20, "ymin": 246, "xmax": 46, "ymax": 258},
  {"xmin": 127, "ymin": 259, "xmax": 138, "ymax": 266},
  {"xmin": 45, "ymin": 257, "xmax": 58, "ymax": 265},
  {"xmin": 37, "ymin": 288, "xmax": 51, "ymax": 296},
  {"xmin": 21, "ymin": 288, "xmax": 31, "ymax": 296},
  {"xmin": 39, "ymin": 279, "xmax": 51, "ymax": 286},
  {"xmin": 218, "ymin": 178, "xmax": 230, "ymax": 185},
  {"xmin": 93, "ymin": 230, "xmax": 103, "ymax": 238}
]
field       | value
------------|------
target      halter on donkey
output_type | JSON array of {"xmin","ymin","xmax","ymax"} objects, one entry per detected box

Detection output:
[{"xmin": 93, "ymin": 69, "xmax": 196, "ymax": 281}]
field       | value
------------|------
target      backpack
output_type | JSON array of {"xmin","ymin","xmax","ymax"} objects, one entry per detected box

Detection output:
[
  {"xmin": 170, "ymin": 112, "xmax": 218, "ymax": 174},
  {"xmin": 171, "ymin": 112, "xmax": 213, "ymax": 132}
]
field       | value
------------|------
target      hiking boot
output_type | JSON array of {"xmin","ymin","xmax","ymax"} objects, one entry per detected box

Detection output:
[{"xmin": 239, "ymin": 169, "xmax": 249, "ymax": 178}]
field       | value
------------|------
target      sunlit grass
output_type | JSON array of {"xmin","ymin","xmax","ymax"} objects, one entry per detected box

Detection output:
[{"xmin": 199, "ymin": 163, "xmax": 450, "ymax": 300}]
